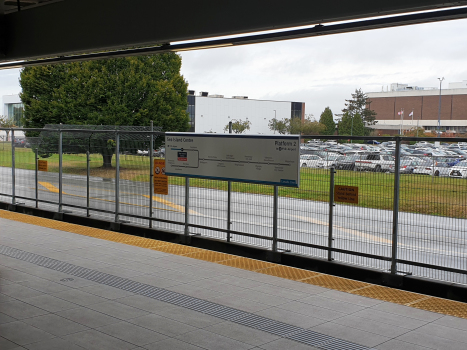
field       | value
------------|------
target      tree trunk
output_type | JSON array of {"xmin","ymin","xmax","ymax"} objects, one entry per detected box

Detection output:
[
  {"xmin": 101, "ymin": 152, "xmax": 114, "ymax": 168},
  {"xmin": 5, "ymin": 131, "xmax": 10, "ymax": 142}
]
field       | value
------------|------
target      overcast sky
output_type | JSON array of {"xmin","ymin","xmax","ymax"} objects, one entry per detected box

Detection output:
[{"xmin": 1, "ymin": 17, "xmax": 467, "ymax": 120}]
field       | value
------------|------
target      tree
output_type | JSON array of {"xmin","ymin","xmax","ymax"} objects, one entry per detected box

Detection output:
[
  {"xmin": 342, "ymin": 88, "xmax": 377, "ymax": 136},
  {"xmin": 20, "ymin": 54, "xmax": 189, "ymax": 167},
  {"xmin": 337, "ymin": 112, "xmax": 365, "ymax": 137},
  {"xmin": 290, "ymin": 117, "xmax": 326, "ymax": 135},
  {"xmin": 318, "ymin": 107, "xmax": 336, "ymax": 135},
  {"xmin": 268, "ymin": 118, "xmax": 289, "ymax": 134},
  {"xmin": 0, "ymin": 116, "xmax": 17, "ymax": 142},
  {"xmin": 223, "ymin": 119, "xmax": 251, "ymax": 134}
]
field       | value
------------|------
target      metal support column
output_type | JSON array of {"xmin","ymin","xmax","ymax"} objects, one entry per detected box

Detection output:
[
  {"xmin": 35, "ymin": 148, "xmax": 39, "ymax": 208},
  {"xmin": 328, "ymin": 167, "xmax": 336, "ymax": 261},
  {"xmin": 86, "ymin": 151, "xmax": 90, "ymax": 217},
  {"xmin": 58, "ymin": 130, "xmax": 63, "ymax": 212},
  {"xmin": 184, "ymin": 177, "xmax": 190, "ymax": 236},
  {"xmin": 390, "ymin": 137, "xmax": 402, "ymax": 274},
  {"xmin": 149, "ymin": 121, "xmax": 154, "ymax": 229},
  {"xmin": 272, "ymin": 185, "xmax": 279, "ymax": 252},
  {"xmin": 11, "ymin": 130, "xmax": 15, "ymax": 204},
  {"xmin": 115, "ymin": 132, "xmax": 120, "ymax": 223},
  {"xmin": 227, "ymin": 121, "xmax": 232, "ymax": 242}
]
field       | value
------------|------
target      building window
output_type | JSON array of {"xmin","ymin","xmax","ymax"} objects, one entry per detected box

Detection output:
[
  {"xmin": 187, "ymin": 95, "xmax": 196, "ymax": 132},
  {"xmin": 7, "ymin": 103, "xmax": 24, "ymax": 127}
]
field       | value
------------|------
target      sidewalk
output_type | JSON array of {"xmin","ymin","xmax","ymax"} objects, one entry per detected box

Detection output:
[{"xmin": 1, "ymin": 213, "xmax": 467, "ymax": 350}]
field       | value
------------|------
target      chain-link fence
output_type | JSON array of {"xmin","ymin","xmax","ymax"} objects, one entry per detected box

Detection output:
[{"xmin": 1, "ymin": 128, "xmax": 466, "ymax": 285}]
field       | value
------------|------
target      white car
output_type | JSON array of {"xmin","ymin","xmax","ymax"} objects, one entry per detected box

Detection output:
[
  {"xmin": 316, "ymin": 154, "xmax": 340, "ymax": 168},
  {"xmin": 300, "ymin": 154, "xmax": 323, "ymax": 168},
  {"xmin": 449, "ymin": 160, "xmax": 467, "ymax": 178},
  {"xmin": 413, "ymin": 162, "xmax": 451, "ymax": 177}
]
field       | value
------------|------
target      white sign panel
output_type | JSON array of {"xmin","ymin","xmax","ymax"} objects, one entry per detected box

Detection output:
[{"xmin": 165, "ymin": 133, "xmax": 300, "ymax": 187}]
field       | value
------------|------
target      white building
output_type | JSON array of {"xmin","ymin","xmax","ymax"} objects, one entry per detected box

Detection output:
[
  {"xmin": 187, "ymin": 91, "xmax": 305, "ymax": 134},
  {"xmin": 1, "ymin": 94, "xmax": 24, "ymax": 140}
]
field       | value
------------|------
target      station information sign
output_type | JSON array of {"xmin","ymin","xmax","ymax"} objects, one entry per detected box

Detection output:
[{"xmin": 165, "ymin": 133, "xmax": 300, "ymax": 187}]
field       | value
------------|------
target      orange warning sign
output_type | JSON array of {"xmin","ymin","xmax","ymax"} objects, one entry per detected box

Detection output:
[
  {"xmin": 154, "ymin": 159, "xmax": 168, "ymax": 195},
  {"xmin": 334, "ymin": 185, "xmax": 358, "ymax": 204},
  {"xmin": 38, "ymin": 160, "xmax": 48, "ymax": 172}
]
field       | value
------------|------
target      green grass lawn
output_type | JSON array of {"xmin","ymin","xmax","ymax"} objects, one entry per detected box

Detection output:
[{"xmin": 1, "ymin": 143, "xmax": 466, "ymax": 218}]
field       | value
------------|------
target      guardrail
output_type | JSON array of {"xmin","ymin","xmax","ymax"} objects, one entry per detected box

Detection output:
[{"xmin": 1, "ymin": 127, "xmax": 466, "ymax": 285}]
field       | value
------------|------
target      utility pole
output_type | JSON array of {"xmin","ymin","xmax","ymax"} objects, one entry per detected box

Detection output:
[{"xmin": 437, "ymin": 77, "xmax": 444, "ymax": 137}]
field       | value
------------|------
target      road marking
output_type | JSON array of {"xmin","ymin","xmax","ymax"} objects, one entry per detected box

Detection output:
[
  {"xmin": 36, "ymin": 189, "xmax": 177, "ymax": 213},
  {"xmin": 143, "ymin": 195, "xmax": 202, "ymax": 215},
  {"xmin": 39, "ymin": 182, "xmax": 68, "ymax": 194},
  {"xmin": 291, "ymin": 215, "xmax": 392, "ymax": 245}
]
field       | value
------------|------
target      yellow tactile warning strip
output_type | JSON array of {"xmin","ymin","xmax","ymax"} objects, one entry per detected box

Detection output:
[
  {"xmin": 1, "ymin": 209, "xmax": 467, "ymax": 319},
  {"xmin": 301, "ymin": 274, "xmax": 371, "ymax": 292},
  {"xmin": 257, "ymin": 265, "xmax": 321, "ymax": 280}
]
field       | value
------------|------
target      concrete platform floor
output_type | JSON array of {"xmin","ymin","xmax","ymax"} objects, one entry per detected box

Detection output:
[{"xmin": 1, "ymin": 212, "xmax": 467, "ymax": 350}]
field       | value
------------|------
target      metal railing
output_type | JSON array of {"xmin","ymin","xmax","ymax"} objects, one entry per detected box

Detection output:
[{"xmin": 1, "ymin": 127, "xmax": 466, "ymax": 285}]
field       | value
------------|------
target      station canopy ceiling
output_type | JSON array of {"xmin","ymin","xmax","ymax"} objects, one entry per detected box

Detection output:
[{"xmin": 1, "ymin": 0, "xmax": 467, "ymax": 66}]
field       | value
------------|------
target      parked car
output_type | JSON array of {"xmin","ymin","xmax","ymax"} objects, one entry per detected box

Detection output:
[
  {"xmin": 153, "ymin": 147, "xmax": 165, "ymax": 157},
  {"xmin": 13, "ymin": 138, "xmax": 27, "ymax": 147},
  {"xmin": 299, "ymin": 154, "xmax": 323, "ymax": 168},
  {"xmin": 413, "ymin": 162, "xmax": 451, "ymax": 177},
  {"xmin": 389, "ymin": 159, "xmax": 427, "ymax": 174},
  {"xmin": 449, "ymin": 160, "xmax": 467, "ymax": 178},
  {"xmin": 354, "ymin": 153, "xmax": 394, "ymax": 172},
  {"xmin": 335, "ymin": 155, "xmax": 360, "ymax": 170}
]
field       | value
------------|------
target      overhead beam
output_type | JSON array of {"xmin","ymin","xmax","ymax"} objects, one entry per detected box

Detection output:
[
  {"xmin": 1, "ymin": 7, "xmax": 467, "ymax": 69},
  {"xmin": 2, "ymin": 0, "xmax": 467, "ymax": 62}
]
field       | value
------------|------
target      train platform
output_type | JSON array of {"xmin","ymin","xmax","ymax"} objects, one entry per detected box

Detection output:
[{"xmin": 1, "ymin": 210, "xmax": 467, "ymax": 350}]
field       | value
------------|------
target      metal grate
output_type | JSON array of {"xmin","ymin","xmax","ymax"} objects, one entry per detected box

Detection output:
[{"xmin": 0, "ymin": 244, "xmax": 372, "ymax": 350}]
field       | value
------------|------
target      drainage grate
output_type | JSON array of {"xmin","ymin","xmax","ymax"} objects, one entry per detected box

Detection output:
[{"xmin": 0, "ymin": 245, "xmax": 373, "ymax": 350}]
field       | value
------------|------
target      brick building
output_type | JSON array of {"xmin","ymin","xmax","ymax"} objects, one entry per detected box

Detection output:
[{"xmin": 366, "ymin": 81, "xmax": 467, "ymax": 135}]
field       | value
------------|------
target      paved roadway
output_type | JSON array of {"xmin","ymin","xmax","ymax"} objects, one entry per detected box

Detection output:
[{"xmin": 0, "ymin": 166, "xmax": 466, "ymax": 284}]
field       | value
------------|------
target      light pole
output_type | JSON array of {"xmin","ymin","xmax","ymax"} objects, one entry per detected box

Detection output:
[
  {"xmin": 273, "ymin": 110, "xmax": 277, "ymax": 134},
  {"xmin": 437, "ymin": 77, "xmax": 444, "ymax": 137}
]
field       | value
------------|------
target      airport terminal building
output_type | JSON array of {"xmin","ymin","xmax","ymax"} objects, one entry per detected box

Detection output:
[{"xmin": 367, "ymin": 81, "xmax": 467, "ymax": 135}]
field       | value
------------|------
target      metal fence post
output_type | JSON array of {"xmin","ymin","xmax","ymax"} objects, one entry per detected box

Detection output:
[
  {"xmin": 390, "ymin": 137, "xmax": 402, "ymax": 274},
  {"xmin": 328, "ymin": 167, "xmax": 336, "ymax": 261},
  {"xmin": 227, "ymin": 121, "xmax": 232, "ymax": 242},
  {"xmin": 86, "ymin": 151, "xmax": 90, "ymax": 217},
  {"xmin": 58, "ymin": 129, "xmax": 63, "ymax": 212},
  {"xmin": 184, "ymin": 177, "xmax": 190, "ymax": 236},
  {"xmin": 11, "ymin": 129, "xmax": 15, "ymax": 204},
  {"xmin": 35, "ymin": 148, "xmax": 39, "ymax": 208},
  {"xmin": 115, "ymin": 132, "xmax": 120, "ymax": 223},
  {"xmin": 149, "ymin": 121, "xmax": 154, "ymax": 229},
  {"xmin": 272, "ymin": 185, "xmax": 278, "ymax": 252}
]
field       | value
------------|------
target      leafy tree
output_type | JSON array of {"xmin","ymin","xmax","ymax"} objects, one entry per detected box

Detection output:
[
  {"xmin": 223, "ymin": 119, "xmax": 251, "ymax": 134},
  {"xmin": 0, "ymin": 115, "xmax": 16, "ymax": 142},
  {"xmin": 337, "ymin": 112, "xmax": 365, "ymax": 137},
  {"xmin": 318, "ymin": 107, "xmax": 336, "ymax": 135},
  {"xmin": 268, "ymin": 118, "xmax": 289, "ymax": 134},
  {"xmin": 20, "ymin": 54, "xmax": 189, "ymax": 167},
  {"xmin": 290, "ymin": 117, "xmax": 326, "ymax": 135},
  {"xmin": 342, "ymin": 88, "xmax": 377, "ymax": 136}
]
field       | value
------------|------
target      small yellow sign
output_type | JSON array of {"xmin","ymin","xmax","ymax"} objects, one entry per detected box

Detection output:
[
  {"xmin": 334, "ymin": 185, "xmax": 358, "ymax": 204},
  {"xmin": 154, "ymin": 159, "xmax": 168, "ymax": 195},
  {"xmin": 38, "ymin": 160, "xmax": 48, "ymax": 172}
]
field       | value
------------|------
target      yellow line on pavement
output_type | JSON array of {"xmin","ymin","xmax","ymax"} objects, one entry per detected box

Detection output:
[
  {"xmin": 143, "ymin": 195, "xmax": 202, "ymax": 215},
  {"xmin": 36, "ymin": 188, "xmax": 177, "ymax": 212},
  {"xmin": 39, "ymin": 182, "xmax": 68, "ymax": 194},
  {"xmin": 291, "ymin": 214, "xmax": 392, "ymax": 245}
]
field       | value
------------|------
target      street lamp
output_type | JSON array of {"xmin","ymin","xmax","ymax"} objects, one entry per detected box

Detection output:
[{"xmin": 437, "ymin": 77, "xmax": 444, "ymax": 137}]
